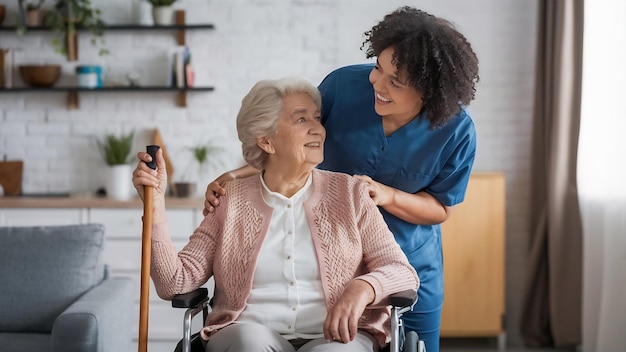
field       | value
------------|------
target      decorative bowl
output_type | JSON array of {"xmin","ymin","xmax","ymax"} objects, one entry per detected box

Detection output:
[{"xmin": 18, "ymin": 65, "xmax": 62, "ymax": 87}]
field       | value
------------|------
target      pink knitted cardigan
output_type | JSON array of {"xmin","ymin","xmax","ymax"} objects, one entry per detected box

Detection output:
[{"xmin": 150, "ymin": 169, "xmax": 419, "ymax": 346}]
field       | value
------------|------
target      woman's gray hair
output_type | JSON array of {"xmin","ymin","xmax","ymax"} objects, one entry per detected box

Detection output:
[{"xmin": 237, "ymin": 77, "xmax": 322, "ymax": 170}]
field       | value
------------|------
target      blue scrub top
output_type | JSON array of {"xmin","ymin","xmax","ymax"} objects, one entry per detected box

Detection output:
[{"xmin": 317, "ymin": 64, "xmax": 477, "ymax": 311}]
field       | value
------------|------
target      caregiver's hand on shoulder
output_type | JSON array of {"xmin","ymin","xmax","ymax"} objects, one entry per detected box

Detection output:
[
  {"xmin": 354, "ymin": 175, "xmax": 394, "ymax": 206},
  {"xmin": 203, "ymin": 172, "xmax": 235, "ymax": 216}
]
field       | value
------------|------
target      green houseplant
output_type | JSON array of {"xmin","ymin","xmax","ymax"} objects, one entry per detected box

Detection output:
[
  {"xmin": 97, "ymin": 131, "xmax": 135, "ymax": 200},
  {"xmin": 45, "ymin": 0, "xmax": 108, "ymax": 59},
  {"xmin": 175, "ymin": 142, "xmax": 223, "ymax": 197},
  {"xmin": 98, "ymin": 131, "xmax": 134, "ymax": 166},
  {"xmin": 188, "ymin": 143, "xmax": 223, "ymax": 177}
]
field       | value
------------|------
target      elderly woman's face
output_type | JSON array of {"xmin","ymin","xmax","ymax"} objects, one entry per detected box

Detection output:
[{"xmin": 266, "ymin": 92, "xmax": 325, "ymax": 169}]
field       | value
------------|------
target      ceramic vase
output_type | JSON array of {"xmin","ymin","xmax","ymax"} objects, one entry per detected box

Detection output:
[
  {"xmin": 133, "ymin": 0, "xmax": 153, "ymax": 25},
  {"xmin": 106, "ymin": 164, "xmax": 133, "ymax": 201},
  {"xmin": 152, "ymin": 6, "xmax": 174, "ymax": 26}
]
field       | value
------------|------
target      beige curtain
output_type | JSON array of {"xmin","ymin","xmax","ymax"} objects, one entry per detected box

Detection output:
[{"xmin": 520, "ymin": 0, "xmax": 584, "ymax": 347}]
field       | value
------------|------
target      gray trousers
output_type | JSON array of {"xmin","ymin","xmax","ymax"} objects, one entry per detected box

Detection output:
[{"xmin": 205, "ymin": 322, "xmax": 379, "ymax": 352}]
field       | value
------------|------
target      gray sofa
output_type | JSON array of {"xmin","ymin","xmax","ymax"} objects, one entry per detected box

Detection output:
[{"xmin": 0, "ymin": 224, "xmax": 134, "ymax": 352}]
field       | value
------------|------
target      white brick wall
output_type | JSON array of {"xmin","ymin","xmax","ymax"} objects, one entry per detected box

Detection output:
[{"xmin": 0, "ymin": 0, "xmax": 537, "ymax": 347}]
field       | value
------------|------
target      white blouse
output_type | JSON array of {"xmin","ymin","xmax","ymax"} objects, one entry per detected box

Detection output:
[{"xmin": 236, "ymin": 173, "xmax": 326, "ymax": 339}]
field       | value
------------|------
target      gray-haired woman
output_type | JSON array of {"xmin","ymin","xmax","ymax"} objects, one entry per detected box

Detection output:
[{"xmin": 132, "ymin": 77, "xmax": 418, "ymax": 352}]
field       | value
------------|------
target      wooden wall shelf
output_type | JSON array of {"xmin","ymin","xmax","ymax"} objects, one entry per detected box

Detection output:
[
  {"xmin": 1, "ymin": 20, "xmax": 216, "ymax": 108},
  {"xmin": 0, "ymin": 86, "xmax": 215, "ymax": 109}
]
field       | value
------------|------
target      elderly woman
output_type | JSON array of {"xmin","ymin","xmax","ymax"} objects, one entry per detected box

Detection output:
[{"xmin": 132, "ymin": 77, "xmax": 418, "ymax": 352}]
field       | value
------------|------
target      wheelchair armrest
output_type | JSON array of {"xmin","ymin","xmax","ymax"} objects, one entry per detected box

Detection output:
[
  {"xmin": 389, "ymin": 289, "xmax": 417, "ymax": 308},
  {"xmin": 172, "ymin": 288, "xmax": 209, "ymax": 308}
]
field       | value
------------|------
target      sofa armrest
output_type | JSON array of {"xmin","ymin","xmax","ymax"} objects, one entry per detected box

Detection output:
[{"xmin": 51, "ymin": 277, "xmax": 134, "ymax": 352}]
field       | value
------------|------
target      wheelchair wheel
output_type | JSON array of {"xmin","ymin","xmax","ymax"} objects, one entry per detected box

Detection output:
[{"xmin": 402, "ymin": 330, "xmax": 419, "ymax": 352}]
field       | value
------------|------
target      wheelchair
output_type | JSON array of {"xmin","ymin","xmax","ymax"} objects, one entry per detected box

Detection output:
[{"xmin": 171, "ymin": 288, "xmax": 426, "ymax": 352}]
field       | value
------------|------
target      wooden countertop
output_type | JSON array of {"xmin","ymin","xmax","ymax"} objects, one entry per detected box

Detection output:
[{"xmin": 0, "ymin": 195, "xmax": 205, "ymax": 209}]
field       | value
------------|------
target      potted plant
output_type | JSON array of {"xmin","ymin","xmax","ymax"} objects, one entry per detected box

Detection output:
[
  {"xmin": 147, "ymin": 0, "xmax": 178, "ymax": 26},
  {"xmin": 175, "ymin": 142, "xmax": 223, "ymax": 197},
  {"xmin": 97, "ymin": 131, "xmax": 134, "ymax": 200},
  {"xmin": 18, "ymin": 0, "xmax": 45, "ymax": 27},
  {"xmin": 44, "ymin": 0, "xmax": 108, "ymax": 60}
]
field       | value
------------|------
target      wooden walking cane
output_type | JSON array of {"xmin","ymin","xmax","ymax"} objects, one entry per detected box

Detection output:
[{"xmin": 139, "ymin": 145, "xmax": 160, "ymax": 352}]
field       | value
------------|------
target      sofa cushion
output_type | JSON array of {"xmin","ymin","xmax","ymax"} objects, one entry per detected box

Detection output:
[{"xmin": 0, "ymin": 224, "xmax": 105, "ymax": 333}]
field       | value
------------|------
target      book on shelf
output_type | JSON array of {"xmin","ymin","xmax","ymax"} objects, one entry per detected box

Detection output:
[
  {"xmin": 185, "ymin": 61, "xmax": 194, "ymax": 87},
  {"xmin": 167, "ymin": 46, "xmax": 194, "ymax": 88}
]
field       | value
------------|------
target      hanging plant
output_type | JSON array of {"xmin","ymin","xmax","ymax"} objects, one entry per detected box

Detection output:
[{"xmin": 44, "ymin": 0, "xmax": 109, "ymax": 57}]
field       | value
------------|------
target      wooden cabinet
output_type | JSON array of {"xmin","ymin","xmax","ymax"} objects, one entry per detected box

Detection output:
[{"xmin": 440, "ymin": 173, "xmax": 506, "ymax": 347}]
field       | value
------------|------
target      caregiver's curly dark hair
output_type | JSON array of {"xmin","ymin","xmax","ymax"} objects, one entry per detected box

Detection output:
[{"xmin": 362, "ymin": 7, "xmax": 480, "ymax": 128}]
